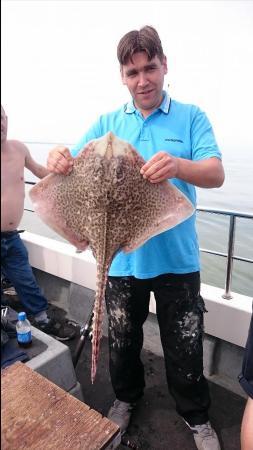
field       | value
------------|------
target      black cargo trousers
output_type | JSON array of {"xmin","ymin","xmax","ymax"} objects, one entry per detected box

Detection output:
[{"xmin": 105, "ymin": 271, "xmax": 210, "ymax": 426}]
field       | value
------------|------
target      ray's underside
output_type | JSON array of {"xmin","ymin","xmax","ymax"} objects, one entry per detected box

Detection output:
[{"xmin": 30, "ymin": 132, "xmax": 194, "ymax": 382}]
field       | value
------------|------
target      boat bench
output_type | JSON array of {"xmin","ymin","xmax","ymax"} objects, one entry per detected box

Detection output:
[
  {"xmin": 26, "ymin": 325, "xmax": 84, "ymax": 401},
  {"xmin": 1, "ymin": 362, "xmax": 121, "ymax": 450}
]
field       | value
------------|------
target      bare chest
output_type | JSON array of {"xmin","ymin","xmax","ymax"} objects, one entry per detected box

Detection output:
[{"xmin": 1, "ymin": 149, "xmax": 25, "ymax": 190}]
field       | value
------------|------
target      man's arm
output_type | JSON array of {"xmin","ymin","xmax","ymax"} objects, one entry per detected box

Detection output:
[
  {"xmin": 140, "ymin": 152, "xmax": 225, "ymax": 188},
  {"xmin": 176, "ymin": 156, "xmax": 224, "ymax": 188},
  {"xmin": 140, "ymin": 106, "xmax": 224, "ymax": 188},
  {"xmin": 24, "ymin": 145, "xmax": 49, "ymax": 179}
]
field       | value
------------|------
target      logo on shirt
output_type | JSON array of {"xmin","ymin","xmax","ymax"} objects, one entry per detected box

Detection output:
[{"xmin": 165, "ymin": 138, "xmax": 183, "ymax": 143}]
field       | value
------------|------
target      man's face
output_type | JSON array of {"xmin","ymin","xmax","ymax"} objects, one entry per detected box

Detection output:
[
  {"xmin": 121, "ymin": 51, "xmax": 167, "ymax": 118},
  {"xmin": 1, "ymin": 106, "xmax": 8, "ymax": 144}
]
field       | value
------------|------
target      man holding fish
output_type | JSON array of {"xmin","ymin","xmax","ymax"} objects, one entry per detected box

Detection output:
[{"xmin": 46, "ymin": 26, "xmax": 224, "ymax": 450}]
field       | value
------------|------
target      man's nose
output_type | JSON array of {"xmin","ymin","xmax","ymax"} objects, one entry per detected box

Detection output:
[{"xmin": 137, "ymin": 72, "xmax": 149, "ymax": 88}]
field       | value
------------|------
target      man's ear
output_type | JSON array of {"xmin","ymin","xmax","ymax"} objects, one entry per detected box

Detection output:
[
  {"xmin": 163, "ymin": 56, "xmax": 168, "ymax": 75},
  {"xmin": 120, "ymin": 66, "xmax": 126, "ymax": 85}
]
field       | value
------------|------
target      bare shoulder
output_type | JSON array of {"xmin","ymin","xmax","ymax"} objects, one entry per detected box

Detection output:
[{"xmin": 8, "ymin": 139, "xmax": 29, "ymax": 156}]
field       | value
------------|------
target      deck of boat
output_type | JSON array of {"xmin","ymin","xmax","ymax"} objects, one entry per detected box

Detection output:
[
  {"xmin": 2, "ymin": 296, "xmax": 246, "ymax": 450},
  {"xmin": 62, "ymin": 311, "xmax": 245, "ymax": 450}
]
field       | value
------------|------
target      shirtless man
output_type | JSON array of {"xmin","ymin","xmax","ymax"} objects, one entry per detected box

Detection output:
[{"xmin": 1, "ymin": 105, "xmax": 75, "ymax": 340}]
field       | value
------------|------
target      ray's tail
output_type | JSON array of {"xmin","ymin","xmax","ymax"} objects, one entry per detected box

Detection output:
[{"xmin": 91, "ymin": 262, "xmax": 110, "ymax": 383}]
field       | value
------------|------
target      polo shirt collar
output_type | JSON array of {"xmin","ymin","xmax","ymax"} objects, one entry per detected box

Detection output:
[{"xmin": 124, "ymin": 90, "xmax": 171, "ymax": 115}]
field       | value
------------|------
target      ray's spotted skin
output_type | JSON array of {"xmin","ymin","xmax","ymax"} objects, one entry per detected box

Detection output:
[{"xmin": 30, "ymin": 132, "xmax": 194, "ymax": 382}]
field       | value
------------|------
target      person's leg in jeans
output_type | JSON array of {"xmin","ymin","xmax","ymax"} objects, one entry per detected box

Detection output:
[
  {"xmin": 105, "ymin": 276, "xmax": 151, "ymax": 402},
  {"xmin": 1, "ymin": 232, "xmax": 76, "ymax": 341},
  {"xmin": 153, "ymin": 272, "xmax": 210, "ymax": 426},
  {"xmin": 1, "ymin": 233, "xmax": 48, "ymax": 316}
]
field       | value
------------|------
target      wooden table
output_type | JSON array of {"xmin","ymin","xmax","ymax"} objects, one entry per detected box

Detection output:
[{"xmin": 1, "ymin": 362, "xmax": 121, "ymax": 450}]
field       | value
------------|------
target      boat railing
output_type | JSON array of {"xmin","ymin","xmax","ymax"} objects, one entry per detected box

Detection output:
[
  {"xmin": 24, "ymin": 181, "xmax": 252, "ymax": 300},
  {"xmin": 197, "ymin": 207, "xmax": 253, "ymax": 299}
]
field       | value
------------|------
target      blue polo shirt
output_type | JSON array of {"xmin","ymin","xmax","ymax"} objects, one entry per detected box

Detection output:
[{"xmin": 71, "ymin": 92, "xmax": 221, "ymax": 278}]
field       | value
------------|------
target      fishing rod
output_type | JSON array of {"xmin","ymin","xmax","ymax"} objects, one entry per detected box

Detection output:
[
  {"xmin": 72, "ymin": 309, "xmax": 94, "ymax": 368},
  {"xmin": 121, "ymin": 435, "xmax": 140, "ymax": 449}
]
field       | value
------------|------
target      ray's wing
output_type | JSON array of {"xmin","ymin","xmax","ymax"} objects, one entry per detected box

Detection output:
[
  {"xmin": 122, "ymin": 179, "xmax": 194, "ymax": 253},
  {"xmin": 29, "ymin": 154, "xmax": 93, "ymax": 251}
]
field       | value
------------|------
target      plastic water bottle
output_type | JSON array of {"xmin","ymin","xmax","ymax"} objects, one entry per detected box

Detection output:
[{"xmin": 16, "ymin": 312, "xmax": 32, "ymax": 347}]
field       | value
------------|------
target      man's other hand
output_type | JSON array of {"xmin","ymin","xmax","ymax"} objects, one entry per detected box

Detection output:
[
  {"xmin": 140, "ymin": 151, "xmax": 179, "ymax": 183},
  {"xmin": 47, "ymin": 146, "xmax": 74, "ymax": 175}
]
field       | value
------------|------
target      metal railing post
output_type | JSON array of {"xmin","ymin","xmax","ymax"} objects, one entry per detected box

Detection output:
[{"xmin": 222, "ymin": 215, "xmax": 236, "ymax": 299}]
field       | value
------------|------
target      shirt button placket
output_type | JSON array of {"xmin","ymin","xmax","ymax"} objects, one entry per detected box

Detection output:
[{"xmin": 140, "ymin": 122, "xmax": 150, "ymax": 142}]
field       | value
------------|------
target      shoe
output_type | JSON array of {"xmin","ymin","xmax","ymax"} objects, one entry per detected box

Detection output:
[
  {"xmin": 190, "ymin": 421, "xmax": 221, "ymax": 450},
  {"xmin": 1, "ymin": 278, "xmax": 17, "ymax": 296},
  {"xmin": 3, "ymin": 286, "xmax": 17, "ymax": 296},
  {"xmin": 1, "ymin": 278, "xmax": 17, "ymax": 295},
  {"xmin": 107, "ymin": 399, "xmax": 135, "ymax": 434},
  {"xmin": 35, "ymin": 318, "xmax": 76, "ymax": 341}
]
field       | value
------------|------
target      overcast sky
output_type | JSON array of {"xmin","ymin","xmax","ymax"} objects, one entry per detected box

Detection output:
[{"xmin": 1, "ymin": 0, "xmax": 253, "ymax": 156}]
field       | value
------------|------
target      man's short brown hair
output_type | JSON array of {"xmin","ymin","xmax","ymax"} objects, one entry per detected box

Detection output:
[{"xmin": 117, "ymin": 26, "xmax": 165, "ymax": 65}]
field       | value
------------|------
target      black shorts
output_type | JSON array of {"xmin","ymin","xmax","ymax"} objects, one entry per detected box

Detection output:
[{"xmin": 239, "ymin": 305, "xmax": 253, "ymax": 399}]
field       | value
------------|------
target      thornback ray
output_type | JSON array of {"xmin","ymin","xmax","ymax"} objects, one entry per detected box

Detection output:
[{"xmin": 29, "ymin": 132, "xmax": 194, "ymax": 383}]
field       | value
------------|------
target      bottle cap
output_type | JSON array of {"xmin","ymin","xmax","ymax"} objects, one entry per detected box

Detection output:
[{"xmin": 18, "ymin": 312, "xmax": 27, "ymax": 321}]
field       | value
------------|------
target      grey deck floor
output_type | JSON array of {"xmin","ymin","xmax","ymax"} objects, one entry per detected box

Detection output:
[
  {"xmin": 3, "ymin": 296, "xmax": 245, "ymax": 450},
  {"xmin": 66, "ymin": 325, "xmax": 245, "ymax": 450}
]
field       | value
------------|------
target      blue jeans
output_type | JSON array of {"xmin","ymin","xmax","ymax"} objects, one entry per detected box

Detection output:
[{"xmin": 1, "ymin": 231, "xmax": 48, "ymax": 316}]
